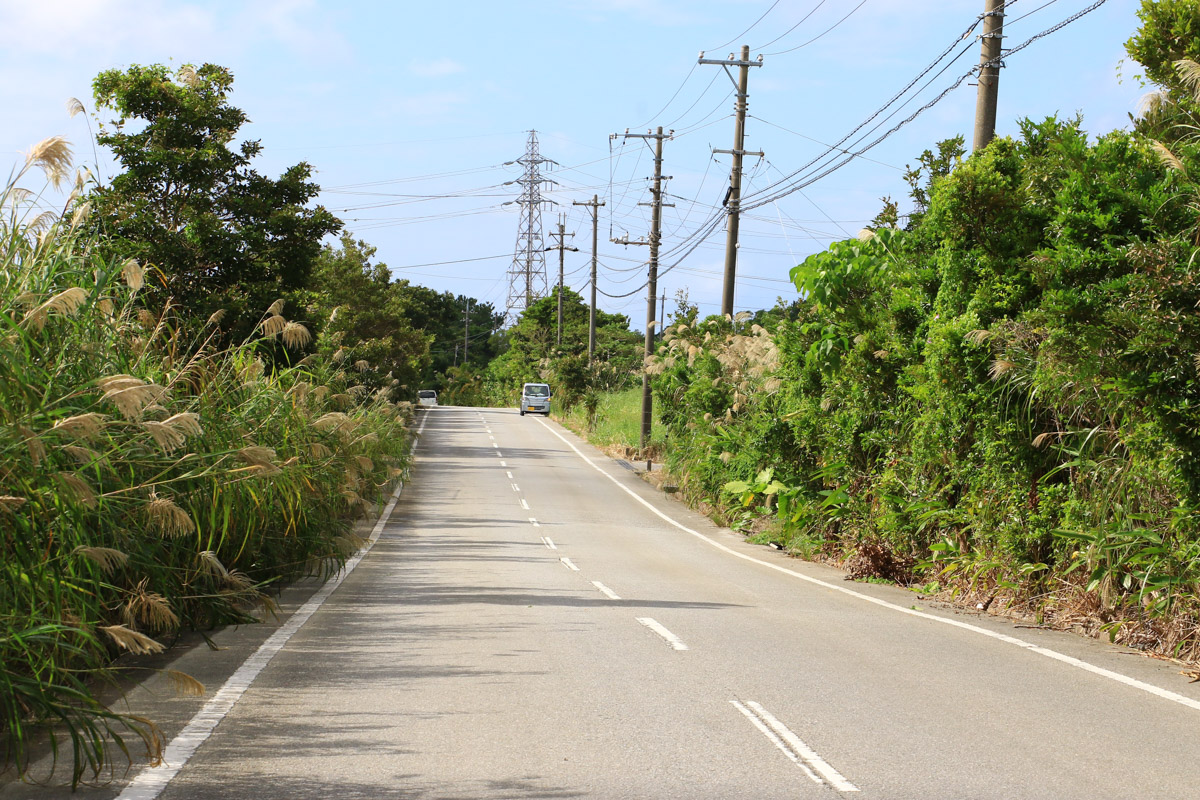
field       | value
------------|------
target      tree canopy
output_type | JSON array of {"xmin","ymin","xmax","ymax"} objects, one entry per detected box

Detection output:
[{"xmin": 88, "ymin": 63, "xmax": 341, "ymax": 336}]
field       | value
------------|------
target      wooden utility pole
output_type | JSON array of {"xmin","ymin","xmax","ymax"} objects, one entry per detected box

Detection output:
[
  {"xmin": 700, "ymin": 45, "xmax": 763, "ymax": 318},
  {"xmin": 613, "ymin": 126, "xmax": 672, "ymax": 453},
  {"xmin": 973, "ymin": 0, "xmax": 1005, "ymax": 151},
  {"xmin": 573, "ymin": 194, "xmax": 605, "ymax": 362},
  {"xmin": 545, "ymin": 217, "xmax": 577, "ymax": 346}
]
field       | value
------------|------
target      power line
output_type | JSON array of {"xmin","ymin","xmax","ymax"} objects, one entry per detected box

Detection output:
[
  {"xmin": 385, "ymin": 253, "xmax": 512, "ymax": 271},
  {"xmin": 763, "ymin": 0, "xmax": 868, "ymax": 56},
  {"xmin": 632, "ymin": 63, "xmax": 699, "ymax": 129},
  {"xmin": 710, "ymin": 0, "xmax": 782, "ymax": 51},
  {"xmin": 754, "ymin": 0, "xmax": 829, "ymax": 49}
]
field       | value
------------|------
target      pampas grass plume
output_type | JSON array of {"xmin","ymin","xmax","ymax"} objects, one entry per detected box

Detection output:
[
  {"xmin": 102, "ymin": 624, "xmax": 164, "ymax": 655},
  {"xmin": 25, "ymin": 136, "xmax": 73, "ymax": 189}
]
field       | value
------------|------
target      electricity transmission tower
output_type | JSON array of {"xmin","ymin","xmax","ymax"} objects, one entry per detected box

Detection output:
[{"xmin": 504, "ymin": 131, "xmax": 557, "ymax": 326}]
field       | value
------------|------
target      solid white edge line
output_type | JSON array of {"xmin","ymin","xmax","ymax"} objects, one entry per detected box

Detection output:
[
  {"xmin": 116, "ymin": 412, "xmax": 430, "ymax": 800},
  {"xmin": 730, "ymin": 701, "xmax": 822, "ymax": 785},
  {"xmin": 636, "ymin": 617, "xmax": 688, "ymax": 650},
  {"xmin": 747, "ymin": 702, "xmax": 859, "ymax": 792},
  {"xmin": 560, "ymin": 557, "xmax": 580, "ymax": 571},
  {"xmin": 592, "ymin": 581, "xmax": 621, "ymax": 600},
  {"xmin": 533, "ymin": 418, "xmax": 1200, "ymax": 714}
]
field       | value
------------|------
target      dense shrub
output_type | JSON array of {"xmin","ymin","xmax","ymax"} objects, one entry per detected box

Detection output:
[{"xmin": 650, "ymin": 117, "xmax": 1200, "ymax": 660}]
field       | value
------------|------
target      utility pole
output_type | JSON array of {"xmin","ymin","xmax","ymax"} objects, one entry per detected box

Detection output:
[
  {"xmin": 545, "ymin": 217, "xmax": 578, "ymax": 346},
  {"xmin": 700, "ymin": 45, "xmax": 763, "ymax": 318},
  {"xmin": 463, "ymin": 298, "xmax": 471, "ymax": 363},
  {"xmin": 973, "ymin": 0, "xmax": 1005, "ymax": 151},
  {"xmin": 573, "ymin": 194, "xmax": 605, "ymax": 362},
  {"xmin": 613, "ymin": 126, "xmax": 672, "ymax": 453}
]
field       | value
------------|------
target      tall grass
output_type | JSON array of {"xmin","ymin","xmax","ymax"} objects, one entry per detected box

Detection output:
[
  {"xmin": 1, "ymin": 142, "xmax": 414, "ymax": 785},
  {"xmin": 556, "ymin": 387, "xmax": 669, "ymax": 457}
]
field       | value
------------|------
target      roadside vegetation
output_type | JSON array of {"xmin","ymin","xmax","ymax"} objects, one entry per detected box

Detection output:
[
  {"xmin": 556, "ymin": 387, "xmax": 668, "ymax": 457},
  {"xmin": 638, "ymin": 2, "xmax": 1200, "ymax": 665},
  {"xmin": 0, "ymin": 63, "xmax": 497, "ymax": 785}
]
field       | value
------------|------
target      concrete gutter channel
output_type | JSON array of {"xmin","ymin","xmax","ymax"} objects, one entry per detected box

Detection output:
[{"xmin": 0, "ymin": 490, "xmax": 402, "ymax": 798}]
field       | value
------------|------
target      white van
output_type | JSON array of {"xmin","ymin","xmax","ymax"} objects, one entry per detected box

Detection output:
[{"xmin": 519, "ymin": 383, "xmax": 551, "ymax": 416}]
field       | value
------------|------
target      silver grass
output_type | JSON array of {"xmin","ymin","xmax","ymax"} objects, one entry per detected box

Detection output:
[
  {"xmin": 166, "ymin": 670, "xmax": 205, "ymax": 697},
  {"xmin": 122, "ymin": 258, "xmax": 145, "ymax": 291},
  {"xmin": 0, "ymin": 496, "xmax": 28, "ymax": 512},
  {"xmin": 24, "ymin": 136, "xmax": 73, "ymax": 188},
  {"xmin": 281, "ymin": 321, "xmax": 312, "ymax": 349},
  {"xmin": 54, "ymin": 412, "xmax": 106, "ymax": 439},
  {"xmin": 73, "ymin": 545, "xmax": 128, "ymax": 574},
  {"xmin": 260, "ymin": 314, "xmax": 287, "ymax": 337},
  {"xmin": 102, "ymin": 625, "xmax": 165, "ymax": 655},
  {"xmin": 58, "ymin": 472, "xmax": 96, "ymax": 507}
]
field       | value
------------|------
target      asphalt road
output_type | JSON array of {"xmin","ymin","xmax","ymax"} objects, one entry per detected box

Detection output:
[{"xmin": 7, "ymin": 405, "xmax": 1200, "ymax": 799}]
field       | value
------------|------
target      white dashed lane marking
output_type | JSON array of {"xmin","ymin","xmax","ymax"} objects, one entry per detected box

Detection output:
[
  {"xmin": 636, "ymin": 618, "xmax": 688, "ymax": 651},
  {"xmin": 592, "ymin": 581, "xmax": 621, "ymax": 600}
]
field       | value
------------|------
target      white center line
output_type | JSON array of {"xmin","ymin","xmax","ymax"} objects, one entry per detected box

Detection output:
[
  {"xmin": 520, "ymin": 498, "xmax": 530, "ymax": 510},
  {"xmin": 495, "ymin": 451, "xmax": 503, "ymax": 457},
  {"xmin": 731, "ymin": 700, "xmax": 822, "ymax": 785},
  {"xmin": 492, "ymin": 442, "xmax": 498, "ymax": 449},
  {"xmin": 500, "ymin": 461, "xmax": 508, "ymax": 467},
  {"xmin": 560, "ymin": 557, "xmax": 580, "ymax": 571},
  {"xmin": 529, "ymin": 518, "xmax": 540, "ymax": 527},
  {"xmin": 506, "ymin": 471, "xmax": 514, "ymax": 479},
  {"xmin": 636, "ymin": 617, "xmax": 688, "ymax": 651},
  {"xmin": 732, "ymin": 701, "xmax": 859, "ymax": 792},
  {"xmin": 541, "ymin": 536, "xmax": 555, "ymax": 549},
  {"xmin": 511, "ymin": 483, "xmax": 520, "ymax": 492},
  {"xmin": 592, "ymin": 581, "xmax": 621, "ymax": 600}
]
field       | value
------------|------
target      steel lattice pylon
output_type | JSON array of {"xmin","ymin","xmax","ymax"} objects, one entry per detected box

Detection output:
[{"xmin": 505, "ymin": 131, "xmax": 557, "ymax": 326}]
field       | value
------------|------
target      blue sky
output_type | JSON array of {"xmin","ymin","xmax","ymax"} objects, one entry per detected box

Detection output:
[{"xmin": 2, "ymin": 0, "xmax": 1145, "ymax": 327}]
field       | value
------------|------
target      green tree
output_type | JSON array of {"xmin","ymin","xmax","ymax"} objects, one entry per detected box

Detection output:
[
  {"xmin": 88, "ymin": 63, "xmax": 341, "ymax": 336},
  {"xmin": 390, "ymin": 283, "xmax": 504, "ymax": 384},
  {"xmin": 484, "ymin": 288, "xmax": 642, "ymax": 407},
  {"xmin": 300, "ymin": 234, "xmax": 431, "ymax": 394}
]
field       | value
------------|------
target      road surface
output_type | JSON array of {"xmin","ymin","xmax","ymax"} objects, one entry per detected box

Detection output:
[{"xmin": 6, "ymin": 405, "xmax": 1200, "ymax": 799}]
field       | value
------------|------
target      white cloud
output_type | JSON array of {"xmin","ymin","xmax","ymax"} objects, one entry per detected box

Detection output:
[
  {"xmin": 392, "ymin": 90, "xmax": 470, "ymax": 121},
  {"xmin": 409, "ymin": 58, "xmax": 467, "ymax": 78}
]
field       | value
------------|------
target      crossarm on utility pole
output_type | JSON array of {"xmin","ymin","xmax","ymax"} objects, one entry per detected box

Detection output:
[{"xmin": 699, "ymin": 45, "xmax": 763, "ymax": 319}]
